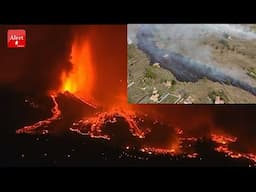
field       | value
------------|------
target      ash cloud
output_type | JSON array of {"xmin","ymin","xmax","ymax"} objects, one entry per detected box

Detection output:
[{"xmin": 0, "ymin": 25, "xmax": 74, "ymax": 95}]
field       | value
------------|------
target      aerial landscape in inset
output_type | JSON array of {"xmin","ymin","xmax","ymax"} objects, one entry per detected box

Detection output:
[{"xmin": 128, "ymin": 24, "xmax": 256, "ymax": 104}]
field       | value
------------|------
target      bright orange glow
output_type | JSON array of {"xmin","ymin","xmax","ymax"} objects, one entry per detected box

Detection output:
[
  {"xmin": 70, "ymin": 108, "xmax": 145, "ymax": 140},
  {"xmin": 16, "ymin": 95, "xmax": 61, "ymax": 134},
  {"xmin": 61, "ymin": 38, "xmax": 94, "ymax": 103},
  {"xmin": 211, "ymin": 133, "xmax": 256, "ymax": 163},
  {"xmin": 211, "ymin": 133, "xmax": 237, "ymax": 144}
]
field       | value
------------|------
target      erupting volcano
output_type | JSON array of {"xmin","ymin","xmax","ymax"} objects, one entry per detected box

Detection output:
[
  {"xmin": 61, "ymin": 37, "xmax": 95, "ymax": 103},
  {"xmin": 2, "ymin": 25, "xmax": 256, "ymax": 166}
]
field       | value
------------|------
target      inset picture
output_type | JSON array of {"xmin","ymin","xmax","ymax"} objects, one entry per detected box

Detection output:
[{"xmin": 127, "ymin": 24, "xmax": 256, "ymax": 104}]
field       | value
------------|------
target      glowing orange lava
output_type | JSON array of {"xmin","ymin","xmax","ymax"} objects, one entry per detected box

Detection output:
[
  {"xmin": 16, "ymin": 95, "xmax": 61, "ymax": 134},
  {"xmin": 70, "ymin": 108, "xmax": 145, "ymax": 140},
  {"xmin": 211, "ymin": 133, "xmax": 256, "ymax": 163},
  {"xmin": 61, "ymin": 38, "xmax": 95, "ymax": 104},
  {"xmin": 211, "ymin": 133, "xmax": 237, "ymax": 145}
]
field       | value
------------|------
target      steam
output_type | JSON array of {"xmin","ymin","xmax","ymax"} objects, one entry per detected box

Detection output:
[{"xmin": 203, "ymin": 24, "xmax": 256, "ymax": 39}]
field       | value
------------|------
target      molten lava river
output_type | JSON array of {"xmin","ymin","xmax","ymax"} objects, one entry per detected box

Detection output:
[{"xmin": 15, "ymin": 26, "xmax": 256, "ymax": 166}]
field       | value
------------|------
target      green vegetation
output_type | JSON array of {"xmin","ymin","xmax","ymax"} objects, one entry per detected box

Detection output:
[
  {"xmin": 247, "ymin": 67, "xmax": 256, "ymax": 80},
  {"xmin": 171, "ymin": 80, "xmax": 176, "ymax": 86},
  {"xmin": 226, "ymin": 79, "xmax": 231, "ymax": 85},
  {"xmin": 208, "ymin": 90, "xmax": 229, "ymax": 103},
  {"xmin": 160, "ymin": 78, "xmax": 167, "ymax": 83},
  {"xmin": 144, "ymin": 78, "xmax": 154, "ymax": 86},
  {"xmin": 144, "ymin": 66, "xmax": 157, "ymax": 79},
  {"xmin": 169, "ymin": 85, "xmax": 176, "ymax": 92},
  {"xmin": 163, "ymin": 94, "xmax": 179, "ymax": 104}
]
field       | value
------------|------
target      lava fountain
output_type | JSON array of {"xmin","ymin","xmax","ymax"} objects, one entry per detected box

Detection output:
[
  {"xmin": 60, "ymin": 37, "xmax": 95, "ymax": 106},
  {"xmin": 16, "ymin": 28, "xmax": 97, "ymax": 134},
  {"xmin": 66, "ymin": 26, "xmax": 148, "ymax": 143}
]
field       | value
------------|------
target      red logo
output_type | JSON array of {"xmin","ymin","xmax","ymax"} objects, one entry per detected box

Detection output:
[{"xmin": 7, "ymin": 29, "xmax": 26, "ymax": 48}]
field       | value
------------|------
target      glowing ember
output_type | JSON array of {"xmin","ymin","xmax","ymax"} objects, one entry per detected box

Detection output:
[
  {"xmin": 141, "ymin": 147, "xmax": 176, "ymax": 155},
  {"xmin": 180, "ymin": 137, "xmax": 198, "ymax": 142},
  {"xmin": 16, "ymin": 95, "xmax": 61, "ymax": 134},
  {"xmin": 187, "ymin": 153, "xmax": 199, "ymax": 158},
  {"xmin": 69, "ymin": 108, "xmax": 145, "ymax": 140},
  {"xmin": 70, "ymin": 127, "xmax": 110, "ymax": 140},
  {"xmin": 175, "ymin": 128, "xmax": 183, "ymax": 135},
  {"xmin": 139, "ymin": 146, "xmax": 198, "ymax": 159},
  {"xmin": 211, "ymin": 134, "xmax": 237, "ymax": 145},
  {"xmin": 211, "ymin": 133, "xmax": 256, "ymax": 163}
]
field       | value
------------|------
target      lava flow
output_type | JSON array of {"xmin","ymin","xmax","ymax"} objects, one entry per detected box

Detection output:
[
  {"xmin": 70, "ymin": 108, "xmax": 145, "ymax": 140},
  {"xmin": 16, "ymin": 94, "xmax": 61, "ymax": 134},
  {"xmin": 211, "ymin": 133, "xmax": 256, "ymax": 163}
]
